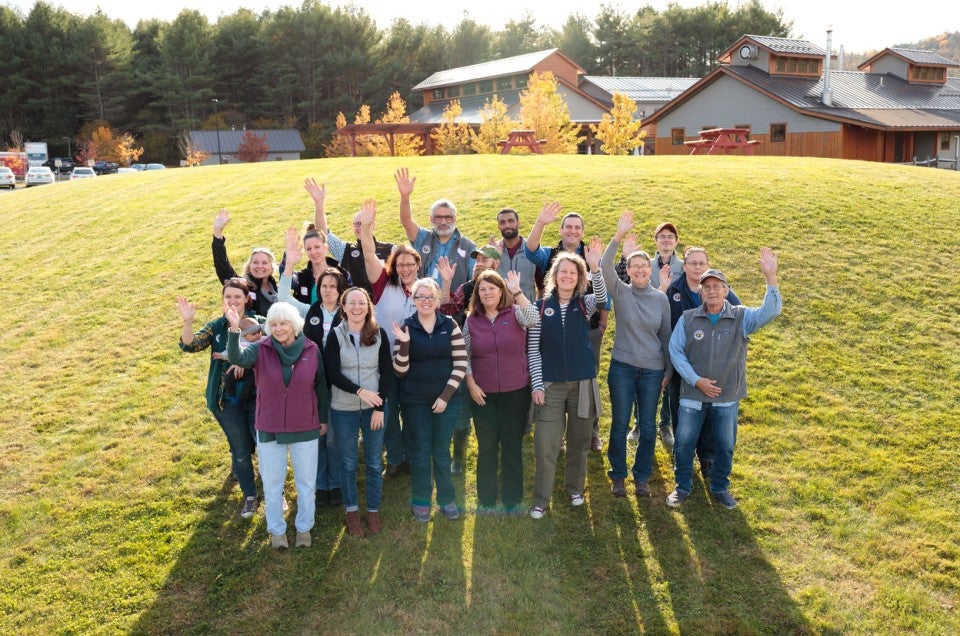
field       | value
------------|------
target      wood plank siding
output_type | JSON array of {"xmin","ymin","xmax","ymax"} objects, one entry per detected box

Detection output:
[{"xmin": 654, "ymin": 130, "xmax": 843, "ymax": 157}]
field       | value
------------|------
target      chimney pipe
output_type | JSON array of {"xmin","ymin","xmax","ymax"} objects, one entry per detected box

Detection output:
[{"xmin": 822, "ymin": 28, "xmax": 833, "ymax": 107}]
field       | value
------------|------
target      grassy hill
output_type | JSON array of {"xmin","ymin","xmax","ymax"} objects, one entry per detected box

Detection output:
[{"xmin": 1, "ymin": 155, "xmax": 957, "ymax": 634}]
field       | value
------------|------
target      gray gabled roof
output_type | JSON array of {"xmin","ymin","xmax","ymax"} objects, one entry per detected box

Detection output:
[
  {"xmin": 746, "ymin": 35, "xmax": 826, "ymax": 56},
  {"xmin": 581, "ymin": 76, "xmax": 698, "ymax": 102},
  {"xmin": 412, "ymin": 49, "xmax": 565, "ymax": 91},
  {"xmin": 859, "ymin": 47, "xmax": 960, "ymax": 69},
  {"xmin": 188, "ymin": 129, "xmax": 306, "ymax": 154}
]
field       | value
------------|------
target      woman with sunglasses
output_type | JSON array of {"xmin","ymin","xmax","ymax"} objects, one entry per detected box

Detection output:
[{"xmin": 392, "ymin": 278, "xmax": 468, "ymax": 523}]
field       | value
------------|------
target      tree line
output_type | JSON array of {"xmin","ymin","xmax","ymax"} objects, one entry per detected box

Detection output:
[{"xmin": 1, "ymin": 1, "xmax": 802, "ymax": 163}]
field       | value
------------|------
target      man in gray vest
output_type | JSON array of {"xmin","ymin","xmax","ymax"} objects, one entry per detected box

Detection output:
[
  {"xmin": 396, "ymin": 167, "xmax": 476, "ymax": 289},
  {"xmin": 494, "ymin": 207, "xmax": 540, "ymax": 301},
  {"xmin": 666, "ymin": 248, "xmax": 781, "ymax": 509}
]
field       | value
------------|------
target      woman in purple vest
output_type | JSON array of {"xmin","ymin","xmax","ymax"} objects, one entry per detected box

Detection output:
[
  {"xmin": 462, "ymin": 270, "xmax": 537, "ymax": 513},
  {"xmin": 226, "ymin": 301, "xmax": 330, "ymax": 550}
]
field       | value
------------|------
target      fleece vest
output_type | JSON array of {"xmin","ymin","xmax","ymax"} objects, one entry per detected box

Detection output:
[
  {"xmin": 339, "ymin": 238, "xmax": 394, "ymax": 293},
  {"xmin": 414, "ymin": 228, "xmax": 476, "ymax": 290},
  {"xmin": 329, "ymin": 323, "xmax": 383, "ymax": 412},
  {"xmin": 496, "ymin": 238, "xmax": 539, "ymax": 301},
  {"xmin": 466, "ymin": 308, "xmax": 529, "ymax": 393},
  {"xmin": 400, "ymin": 312, "xmax": 456, "ymax": 403},
  {"xmin": 536, "ymin": 295, "xmax": 596, "ymax": 383},
  {"xmin": 254, "ymin": 337, "xmax": 322, "ymax": 433},
  {"xmin": 680, "ymin": 303, "xmax": 749, "ymax": 403}
]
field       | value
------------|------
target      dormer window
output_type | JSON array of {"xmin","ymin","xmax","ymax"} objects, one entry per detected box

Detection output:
[
  {"xmin": 911, "ymin": 65, "xmax": 946, "ymax": 82},
  {"xmin": 774, "ymin": 56, "xmax": 821, "ymax": 76}
]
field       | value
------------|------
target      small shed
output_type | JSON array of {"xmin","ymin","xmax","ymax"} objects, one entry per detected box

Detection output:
[{"xmin": 186, "ymin": 129, "xmax": 306, "ymax": 165}]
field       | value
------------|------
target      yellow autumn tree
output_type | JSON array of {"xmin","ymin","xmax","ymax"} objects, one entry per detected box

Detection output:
[
  {"xmin": 518, "ymin": 71, "xmax": 582, "ymax": 154},
  {"xmin": 431, "ymin": 100, "xmax": 473, "ymax": 155},
  {"xmin": 371, "ymin": 92, "xmax": 423, "ymax": 157},
  {"xmin": 90, "ymin": 125, "xmax": 144, "ymax": 166},
  {"xmin": 325, "ymin": 111, "xmax": 354, "ymax": 157},
  {"xmin": 591, "ymin": 92, "xmax": 646, "ymax": 155},
  {"xmin": 470, "ymin": 95, "xmax": 516, "ymax": 154}
]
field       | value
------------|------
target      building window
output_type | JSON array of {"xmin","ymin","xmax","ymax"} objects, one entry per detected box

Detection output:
[
  {"xmin": 671, "ymin": 128, "xmax": 685, "ymax": 145},
  {"xmin": 448, "ymin": 85, "xmax": 460, "ymax": 98},
  {"xmin": 912, "ymin": 65, "xmax": 945, "ymax": 82},
  {"xmin": 463, "ymin": 82, "xmax": 476, "ymax": 96},
  {"xmin": 770, "ymin": 123, "xmax": 786, "ymax": 143},
  {"xmin": 941, "ymin": 134, "xmax": 951, "ymax": 151},
  {"xmin": 432, "ymin": 89, "xmax": 444, "ymax": 99},
  {"xmin": 479, "ymin": 80, "xmax": 493, "ymax": 93},
  {"xmin": 497, "ymin": 77, "xmax": 513, "ymax": 91},
  {"xmin": 515, "ymin": 75, "xmax": 527, "ymax": 89},
  {"xmin": 774, "ymin": 56, "xmax": 820, "ymax": 76}
]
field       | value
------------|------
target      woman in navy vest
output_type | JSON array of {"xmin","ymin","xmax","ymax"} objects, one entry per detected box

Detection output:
[
  {"xmin": 392, "ymin": 278, "xmax": 468, "ymax": 523},
  {"xmin": 528, "ymin": 244, "xmax": 607, "ymax": 520},
  {"xmin": 462, "ymin": 270, "xmax": 537, "ymax": 513},
  {"xmin": 226, "ymin": 301, "xmax": 330, "ymax": 550}
]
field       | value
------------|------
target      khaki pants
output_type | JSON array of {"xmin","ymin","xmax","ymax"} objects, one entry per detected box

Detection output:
[{"xmin": 532, "ymin": 381, "xmax": 594, "ymax": 508}]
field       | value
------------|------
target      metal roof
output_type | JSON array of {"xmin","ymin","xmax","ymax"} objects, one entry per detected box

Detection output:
[
  {"xmin": 885, "ymin": 48, "xmax": 959, "ymax": 66},
  {"xmin": 746, "ymin": 35, "xmax": 826, "ymax": 56},
  {"xmin": 409, "ymin": 92, "xmax": 523, "ymax": 125},
  {"xmin": 188, "ymin": 129, "xmax": 306, "ymax": 154},
  {"xmin": 411, "ymin": 49, "xmax": 564, "ymax": 91},
  {"xmin": 580, "ymin": 76, "xmax": 698, "ymax": 102}
]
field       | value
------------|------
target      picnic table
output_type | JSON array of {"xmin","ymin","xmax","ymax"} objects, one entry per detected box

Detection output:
[
  {"xmin": 498, "ymin": 130, "xmax": 546, "ymax": 154},
  {"xmin": 684, "ymin": 127, "xmax": 761, "ymax": 155}
]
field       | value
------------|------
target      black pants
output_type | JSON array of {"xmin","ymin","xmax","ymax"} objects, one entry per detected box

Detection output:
[{"xmin": 471, "ymin": 387, "xmax": 530, "ymax": 508}]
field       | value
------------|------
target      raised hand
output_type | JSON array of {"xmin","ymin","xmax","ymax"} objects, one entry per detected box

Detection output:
[
  {"xmin": 536, "ymin": 201, "xmax": 562, "ymax": 226},
  {"xmin": 622, "ymin": 233, "xmax": 638, "ymax": 257},
  {"xmin": 213, "ymin": 209, "xmax": 230, "ymax": 238},
  {"xmin": 506, "ymin": 270, "xmax": 522, "ymax": 295},
  {"xmin": 616, "ymin": 211, "xmax": 634, "ymax": 235},
  {"xmin": 176, "ymin": 295, "xmax": 196, "ymax": 322},
  {"xmin": 584, "ymin": 236, "xmax": 603, "ymax": 270},
  {"xmin": 304, "ymin": 178, "xmax": 325, "ymax": 205},
  {"xmin": 224, "ymin": 303, "xmax": 241, "ymax": 329},
  {"xmin": 436, "ymin": 256, "xmax": 456, "ymax": 283},
  {"xmin": 659, "ymin": 264, "xmax": 673, "ymax": 286},
  {"xmin": 759, "ymin": 247, "xmax": 778, "ymax": 277},
  {"xmin": 358, "ymin": 197, "xmax": 376, "ymax": 227},
  {"xmin": 394, "ymin": 167, "xmax": 416, "ymax": 197},
  {"xmin": 284, "ymin": 226, "xmax": 302, "ymax": 273},
  {"xmin": 391, "ymin": 322, "xmax": 409, "ymax": 343}
]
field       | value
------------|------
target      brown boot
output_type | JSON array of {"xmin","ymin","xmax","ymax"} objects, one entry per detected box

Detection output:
[
  {"xmin": 345, "ymin": 511, "xmax": 365, "ymax": 538},
  {"xmin": 365, "ymin": 511, "xmax": 382, "ymax": 535}
]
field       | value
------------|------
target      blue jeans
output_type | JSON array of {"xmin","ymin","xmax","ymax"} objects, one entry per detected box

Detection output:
[
  {"xmin": 315, "ymin": 428, "xmax": 341, "ymax": 491},
  {"xmin": 673, "ymin": 401, "xmax": 739, "ymax": 494},
  {"xmin": 383, "ymin": 381, "xmax": 411, "ymax": 466},
  {"xmin": 402, "ymin": 398, "xmax": 460, "ymax": 507},
  {"xmin": 331, "ymin": 408, "xmax": 385, "ymax": 512},
  {"xmin": 668, "ymin": 374, "xmax": 714, "ymax": 463},
  {"xmin": 258, "ymin": 437, "xmax": 318, "ymax": 535},
  {"xmin": 213, "ymin": 400, "xmax": 257, "ymax": 497},
  {"xmin": 607, "ymin": 360, "xmax": 664, "ymax": 481}
]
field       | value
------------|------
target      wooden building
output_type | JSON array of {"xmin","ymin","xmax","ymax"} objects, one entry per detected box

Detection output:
[{"xmin": 644, "ymin": 35, "xmax": 960, "ymax": 163}]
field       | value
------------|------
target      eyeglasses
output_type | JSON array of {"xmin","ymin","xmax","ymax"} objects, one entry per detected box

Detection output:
[
  {"xmin": 395, "ymin": 262, "xmax": 419, "ymax": 269},
  {"xmin": 656, "ymin": 234, "xmax": 677, "ymax": 240},
  {"xmin": 700, "ymin": 284, "xmax": 726, "ymax": 292},
  {"xmin": 432, "ymin": 215, "xmax": 454, "ymax": 222},
  {"xmin": 413, "ymin": 295, "xmax": 436, "ymax": 302},
  {"xmin": 352, "ymin": 222, "xmax": 362, "ymax": 228}
]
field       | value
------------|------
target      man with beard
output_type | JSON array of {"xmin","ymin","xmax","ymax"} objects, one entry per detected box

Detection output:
[
  {"xmin": 494, "ymin": 207, "xmax": 540, "ymax": 301},
  {"xmin": 396, "ymin": 167, "xmax": 476, "ymax": 291}
]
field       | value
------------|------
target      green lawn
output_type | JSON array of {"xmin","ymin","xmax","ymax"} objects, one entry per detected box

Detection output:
[{"xmin": 0, "ymin": 155, "xmax": 957, "ymax": 634}]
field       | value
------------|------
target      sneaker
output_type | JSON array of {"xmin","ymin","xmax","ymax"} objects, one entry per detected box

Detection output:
[
  {"xmin": 383, "ymin": 463, "xmax": 403, "ymax": 478},
  {"xmin": 634, "ymin": 481, "xmax": 650, "ymax": 497},
  {"xmin": 345, "ymin": 511, "xmax": 366, "ymax": 537},
  {"xmin": 658, "ymin": 425, "xmax": 675, "ymax": 447},
  {"xmin": 529, "ymin": 505, "xmax": 546, "ymax": 520},
  {"xmin": 365, "ymin": 511, "xmax": 382, "ymax": 535},
  {"xmin": 240, "ymin": 496, "xmax": 257, "ymax": 519},
  {"xmin": 712, "ymin": 490, "xmax": 739, "ymax": 509},
  {"xmin": 411, "ymin": 504, "xmax": 431, "ymax": 523},
  {"xmin": 328, "ymin": 488, "xmax": 343, "ymax": 507},
  {"xmin": 270, "ymin": 533, "xmax": 289, "ymax": 549},
  {"xmin": 450, "ymin": 458, "xmax": 464, "ymax": 475},
  {"xmin": 441, "ymin": 502, "xmax": 461, "ymax": 520},
  {"xmin": 665, "ymin": 489, "xmax": 689, "ymax": 508},
  {"xmin": 295, "ymin": 531, "xmax": 312, "ymax": 547},
  {"xmin": 569, "ymin": 493, "xmax": 585, "ymax": 507},
  {"xmin": 610, "ymin": 479, "xmax": 627, "ymax": 498},
  {"xmin": 627, "ymin": 426, "xmax": 640, "ymax": 443}
]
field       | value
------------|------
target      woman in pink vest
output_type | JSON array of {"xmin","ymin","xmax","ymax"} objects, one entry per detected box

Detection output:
[{"xmin": 462, "ymin": 270, "xmax": 537, "ymax": 513}]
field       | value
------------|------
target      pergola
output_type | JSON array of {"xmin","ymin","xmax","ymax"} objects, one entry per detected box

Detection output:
[{"xmin": 334, "ymin": 123, "xmax": 446, "ymax": 156}]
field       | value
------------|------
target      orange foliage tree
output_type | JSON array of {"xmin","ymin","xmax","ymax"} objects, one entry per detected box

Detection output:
[{"xmin": 237, "ymin": 131, "xmax": 269, "ymax": 162}]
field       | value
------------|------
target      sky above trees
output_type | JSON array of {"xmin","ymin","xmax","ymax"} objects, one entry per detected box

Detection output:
[{"xmin": 6, "ymin": 0, "xmax": 958, "ymax": 53}]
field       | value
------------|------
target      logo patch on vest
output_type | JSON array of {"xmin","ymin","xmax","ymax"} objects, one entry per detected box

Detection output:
[
  {"xmin": 309, "ymin": 316, "xmax": 321, "ymax": 325},
  {"xmin": 457, "ymin": 248, "xmax": 466, "ymax": 258},
  {"xmin": 544, "ymin": 307, "xmax": 556, "ymax": 317},
  {"xmin": 422, "ymin": 245, "xmax": 431, "ymax": 254},
  {"xmin": 249, "ymin": 291, "xmax": 257, "ymax": 301},
  {"xmin": 693, "ymin": 329, "xmax": 705, "ymax": 340},
  {"xmin": 351, "ymin": 250, "xmax": 360, "ymax": 258},
  {"xmin": 673, "ymin": 292, "xmax": 681, "ymax": 302},
  {"xmin": 300, "ymin": 287, "xmax": 309, "ymax": 295}
]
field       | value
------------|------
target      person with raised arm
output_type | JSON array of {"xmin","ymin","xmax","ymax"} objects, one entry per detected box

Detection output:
[
  {"xmin": 211, "ymin": 209, "xmax": 278, "ymax": 317},
  {"xmin": 395, "ymin": 167, "xmax": 476, "ymax": 291},
  {"xmin": 601, "ymin": 211, "xmax": 672, "ymax": 499},
  {"xmin": 305, "ymin": 178, "xmax": 394, "ymax": 294},
  {"xmin": 666, "ymin": 248, "xmax": 782, "ymax": 510},
  {"xmin": 527, "ymin": 238, "xmax": 607, "ymax": 520}
]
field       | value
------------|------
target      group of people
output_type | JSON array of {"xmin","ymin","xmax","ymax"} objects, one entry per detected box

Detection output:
[{"xmin": 177, "ymin": 167, "xmax": 782, "ymax": 548}]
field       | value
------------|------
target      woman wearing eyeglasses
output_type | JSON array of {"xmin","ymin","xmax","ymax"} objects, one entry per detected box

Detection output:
[
  {"xmin": 177, "ymin": 278, "xmax": 262, "ymax": 520},
  {"xmin": 357, "ymin": 199, "xmax": 421, "ymax": 478},
  {"xmin": 212, "ymin": 209, "xmax": 278, "ymax": 317},
  {"xmin": 392, "ymin": 278, "xmax": 468, "ymax": 523}
]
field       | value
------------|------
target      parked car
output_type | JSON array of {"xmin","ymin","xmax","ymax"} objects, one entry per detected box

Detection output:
[
  {"xmin": 25, "ymin": 166, "xmax": 56, "ymax": 186},
  {"xmin": 145, "ymin": 163, "xmax": 166, "ymax": 170},
  {"xmin": 130, "ymin": 163, "xmax": 146, "ymax": 171},
  {"xmin": 93, "ymin": 161, "xmax": 118, "ymax": 175},
  {"xmin": 42, "ymin": 157, "xmax": 75, "ymax": 175},
  {"xmin": 70, "ymin": 167, "xmax": 97, "ymax": 180},
  {"xmin": 116, "ymin": 167, "xmax": 139, "ymax": 174},
  {"xmin": 0, "ymin": 167, "xmax": 15, "ymax": 189}
]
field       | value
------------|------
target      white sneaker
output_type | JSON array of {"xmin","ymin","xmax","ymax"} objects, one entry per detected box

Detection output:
[
  {"xmin": 529, "ymin": 506, "xmax": 546, "ymax": 520},
  {"xmin": 627, "ymin": 426, "xmax": 640, "ymax": 443},
  {"xmin": 569, "ymin": 493, "xmax": 585, "ymax": 507}
]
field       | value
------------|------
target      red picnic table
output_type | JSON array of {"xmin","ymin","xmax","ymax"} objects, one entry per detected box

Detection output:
[
  {"xmin": 684, "ymin": 127, "xmax": 762, "ymax": 155},
  {"xmin": 498, "ymin": 130, "xmax": 546, "ymax": 154}
]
